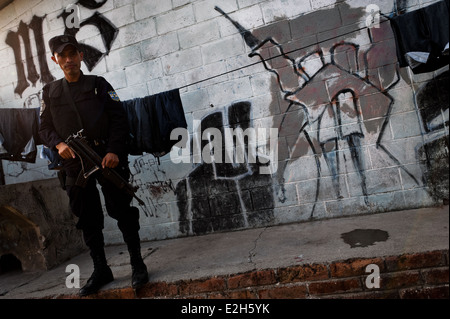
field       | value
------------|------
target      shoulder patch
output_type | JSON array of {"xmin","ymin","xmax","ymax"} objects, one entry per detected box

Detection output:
[
  {"xmin": 40, "ymin": 99, "xmax": 46, "ymax": 116},
  {"xmin": 108, "ymin": 90, "xmax": 120, "ymax": 102}
]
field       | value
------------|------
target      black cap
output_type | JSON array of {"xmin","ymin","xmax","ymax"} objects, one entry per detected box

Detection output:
[{"xmin": 48, "ymin": 35, "xmax": 81, "ymax": 55}]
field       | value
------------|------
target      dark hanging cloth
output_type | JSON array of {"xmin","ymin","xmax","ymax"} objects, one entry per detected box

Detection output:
[
  {"xmin": 122, "ymin": 88, "xmax": 188, "ymax": 158},
  {"xmin": 390, "ymin": 0, "xmax": 449, "ymax": 74},
  {"xmin": 0, "ymin": 107, "xmax": 41, "ymax": 163}
]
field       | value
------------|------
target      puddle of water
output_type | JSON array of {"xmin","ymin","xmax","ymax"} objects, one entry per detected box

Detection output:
[{"xmin": 341, "ymin": 229, "xmax": 389, "ymax": 248}]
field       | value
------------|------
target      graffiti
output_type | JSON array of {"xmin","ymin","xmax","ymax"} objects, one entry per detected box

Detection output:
[
  {"xmin": 415, "ymin": 70, "xmax": 449, "ymax": 202},
  {"xmin": 176, "ymin": 102, "xmax": 274, "ymax": 236},
  {"xmin": 5, "ymin": 15, "xmax": 55, "ymax": 98},
  {"xmin": 148, "ymin": 180, "xmax": 174, "ymax": 198},
  {"xmin": 129, "ymin": 154, "xmax": 173, "ymax": 218},
  {"xmin": 216, "ymin": 3, "xmax": 423, "ymax": 218},
  {"xmin": 365, "ymin": 4, "xmax": 381, "ymax": 29},
  {"xmin": 78, "ymin": 0, "xmax": 108, "ymax": 9},
  {"xmin": 22, "ymin": 92, "xmax": 42, "ymax": 109},
  {"xmin": 58, "ymin": 3, "xmax": 118, "ymax": 71},
  {"xmin": 415, "ymin": 71, "xmax": 449, "ymax": 133},
  {"xmin": 4, "ymin": 0, "xmax": 117, "ymax": 99},
  {"xmin": 131, "ymin": 154, "xmax": 174, "ymax": 199},
  {"xmin": 2, "ymin": 0, "xmax": 448, "ymax": 240}
]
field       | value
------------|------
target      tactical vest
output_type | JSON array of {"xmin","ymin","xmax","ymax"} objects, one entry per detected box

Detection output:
[{"xmin": 47, "ymin": 75, "xmax": 109, "ymax": 142}]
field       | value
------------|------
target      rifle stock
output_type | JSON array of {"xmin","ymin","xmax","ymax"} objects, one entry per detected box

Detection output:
[{"xmin": 66, "ymin": 131, "xmax": 145, "ymax": 207}]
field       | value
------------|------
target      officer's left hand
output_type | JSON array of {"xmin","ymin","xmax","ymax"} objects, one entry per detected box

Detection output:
[{"xmin": 102, "ymin": 153, "xmax": 119, "ymax": 169}]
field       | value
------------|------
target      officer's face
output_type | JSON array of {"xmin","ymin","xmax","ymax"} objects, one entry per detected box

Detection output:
[{"xmin": 52, "ymin": 45, "xmax": 83, "ymax": 80}]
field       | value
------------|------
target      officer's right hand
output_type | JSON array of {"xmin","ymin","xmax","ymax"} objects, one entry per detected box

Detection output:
[{"xmin": 56, "ymin": 142, "xmax": 76, "ymax": 160}]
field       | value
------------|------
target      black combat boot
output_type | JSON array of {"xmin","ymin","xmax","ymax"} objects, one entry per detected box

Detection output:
[
  {"xmin": 129, "ymin": 247, "xmax": 149, "ymax": 289},
  {"xmin": 79, "ymin": 250, "xmax": 114, "ymax": 297}
]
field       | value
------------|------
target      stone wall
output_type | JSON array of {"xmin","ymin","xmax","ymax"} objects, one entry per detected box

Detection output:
[{"xmin": 0, "ymin": 179, "xmax": 85, "ymax": 271}]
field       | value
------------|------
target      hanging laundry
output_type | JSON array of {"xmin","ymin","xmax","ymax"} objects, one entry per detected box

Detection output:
[
  {"xmin": 40, "ymin": 145, "xmax": 63, "ymax": 170},
  {"xmin": 41, "ymin": 89, "xmax": 187, "ymax": 169},
  {"xmin": 0, "ymin": 107, "xmax": 41, "ymax": 163},
  {"xmin": 122, "ymin": 88, "xmax": 188, "ymax": 160},
  {"xmin": 390, "ymin": 0, "xmax": 449, "ymax": 74}
]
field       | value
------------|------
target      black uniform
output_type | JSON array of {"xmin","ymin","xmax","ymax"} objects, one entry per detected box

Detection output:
[{"xmin": 39, "ymin": 72, "xmax": 140, "ymax": 253}]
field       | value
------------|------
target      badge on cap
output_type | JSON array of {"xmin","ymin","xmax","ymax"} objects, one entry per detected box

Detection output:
[{"xmin": 108, "ymin": 90, "xmax": 120, "ymax": 102}]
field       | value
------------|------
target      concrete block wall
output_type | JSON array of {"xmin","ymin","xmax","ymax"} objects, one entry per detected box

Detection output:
[{"xmin": 0, "ymin": 0, "xmax": 448, "ymax": 244}]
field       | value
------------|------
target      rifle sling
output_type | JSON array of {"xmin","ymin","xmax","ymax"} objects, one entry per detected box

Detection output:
[{"xmin": 62, "ymin": 80, "xmax": 92, "ymax": 185}]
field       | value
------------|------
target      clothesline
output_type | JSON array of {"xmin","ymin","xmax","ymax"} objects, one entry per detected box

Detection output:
[
  {"xmin": 12, "ymin": 12, "xmax": 397, "ymax": 97},
  {"xmin": 178, "ymin": 12, "xmax": 396, "ymax": 90}
]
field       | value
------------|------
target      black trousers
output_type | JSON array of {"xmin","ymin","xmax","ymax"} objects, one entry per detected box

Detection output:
[{"xmin": 64, "ymin": 155, "xmax": 141, "ymax": 253}]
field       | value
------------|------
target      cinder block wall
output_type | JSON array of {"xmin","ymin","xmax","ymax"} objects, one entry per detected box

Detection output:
[{"xmin": 0, "ymin": 0, "xmax": 448, "ymax": 244}]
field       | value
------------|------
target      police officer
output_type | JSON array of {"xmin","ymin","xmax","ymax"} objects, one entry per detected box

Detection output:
[{"xmin": 39, "ymin": 35, "xmax": 148, "ymax": 296}]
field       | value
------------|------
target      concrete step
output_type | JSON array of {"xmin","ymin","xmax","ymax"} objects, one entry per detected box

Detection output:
[{"xmin": 1, "ymin": 205, "xmax": 448, "ymax": 300}]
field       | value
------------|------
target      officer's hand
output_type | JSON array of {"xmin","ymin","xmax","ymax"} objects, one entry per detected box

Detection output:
[
  {"xmin": 102, "ymin": 153, "xmax": 119, "ymax": 169},
  {"xmin": 56, "ymin": 142, "xmax": 76, "ymax": 160}
]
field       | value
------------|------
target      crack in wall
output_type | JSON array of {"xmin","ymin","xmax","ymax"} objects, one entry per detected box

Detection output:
[{"xmin": 247, "ymin": 227, "xmax": 268, "ymax": 267}]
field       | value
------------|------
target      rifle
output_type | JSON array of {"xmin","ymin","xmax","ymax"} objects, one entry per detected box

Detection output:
[{"xmin": 65, "ymin": 130, "xmax": 146, "ymax": 207}]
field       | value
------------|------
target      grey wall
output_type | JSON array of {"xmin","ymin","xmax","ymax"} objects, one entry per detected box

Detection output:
[{"xmin": 0, "ymin": 0, "xmax": 448, "ymax": 245}]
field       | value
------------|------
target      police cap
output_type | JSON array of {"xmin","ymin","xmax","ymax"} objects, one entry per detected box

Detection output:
[{"xmin": 48, "ymin": 35, "xmax": 81, "ymax": 55}]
